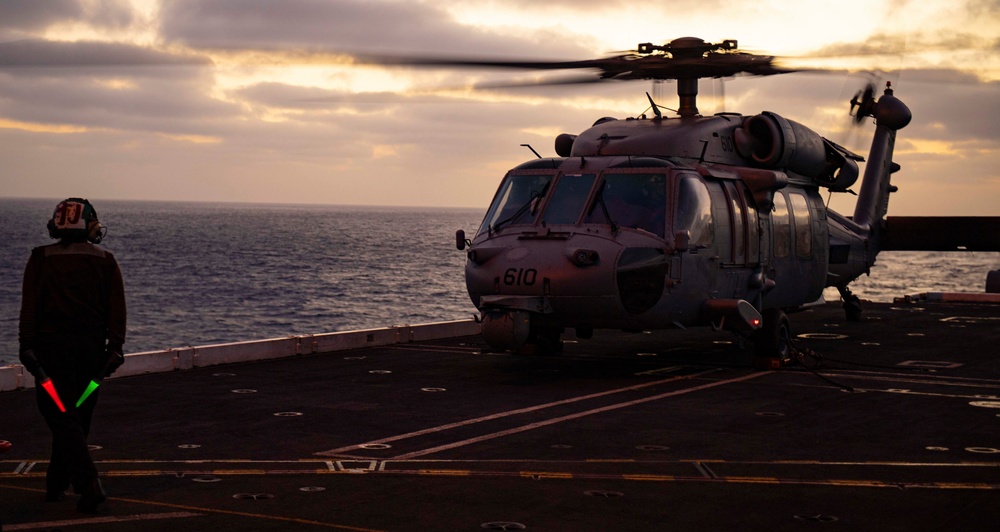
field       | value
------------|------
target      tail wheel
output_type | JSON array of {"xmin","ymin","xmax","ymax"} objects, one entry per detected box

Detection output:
[
  {"xmin": 843, "ymin": 295, "xmax": 862, "ymax": 322},
  {"xmin": 754, "ymin": 309, "xmax": 791, "ymax": 360}
]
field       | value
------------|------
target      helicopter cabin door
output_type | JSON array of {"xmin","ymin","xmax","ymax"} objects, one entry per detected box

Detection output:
[
  {"xmin": 763, "ymin": 189, "xmax": 828, "ymax": 308},
  {"xmin": 717, "ymin": 180, "xmax": 759, "ymax": 299}
]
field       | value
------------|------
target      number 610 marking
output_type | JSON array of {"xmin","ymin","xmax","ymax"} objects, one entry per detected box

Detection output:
[{"xmin": 503, "ymin": 268, "xmax": 537, "ymax": 286}]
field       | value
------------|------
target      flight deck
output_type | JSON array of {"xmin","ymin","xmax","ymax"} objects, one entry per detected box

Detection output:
[{"xmin": 2, "ymin": 299, "xmax": 1000, "ymax": 531}]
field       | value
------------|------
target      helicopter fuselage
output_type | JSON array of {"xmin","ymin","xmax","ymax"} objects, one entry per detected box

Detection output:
[{"xmin": 461, "ymin": 87, "xmax": 910, "ymax": 355}]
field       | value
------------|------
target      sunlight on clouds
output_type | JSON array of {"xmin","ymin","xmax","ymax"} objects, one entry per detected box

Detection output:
[
  {"xmin": 0, "ymin": 118, "xmax": 89, "ymax": 134},
  {"xmin": 372, "ymin": 144, "xmax": 398, "ymax": 159},
  {"xmin": 157, "ymin": 133, "xmax": 222, "ymax": 144},
  {"xmin": 95, "ymin": 78, "xmax": 137, "ymax": 90},
  {"xmin": 39, "ymin": 0, "xmax": 161, "ymax": 47},
  {"xmin": 901, "ymin": 139, "xmax": 964, "ymax": 156},
  {"xmin": 446, "ymin": 1, "xmax": 1000, "ymax": 81},
  {"xmin": 3, "ymin": 0, "xmax": 997, "ymax": 211},
  {"xmin": 521, "ymin": 126, "xmax": 564, "ymax": 139},
  {"xmin": 445, "ymin": 0, "xmax": 889, "ymax": 57},
  {"xmin": 210, "ymin": 51, "xmax": 424, "ymax": 96}
]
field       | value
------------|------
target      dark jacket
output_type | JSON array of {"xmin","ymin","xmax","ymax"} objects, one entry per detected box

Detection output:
[{"xmin": 19, "ymin": 241, "xmax": 126, "ymax": 378}]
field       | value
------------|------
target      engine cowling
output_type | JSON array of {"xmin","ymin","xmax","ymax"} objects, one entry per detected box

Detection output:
[{"xmin": 735, "ymin": 112, "xmax": 859, "ymax": 191}]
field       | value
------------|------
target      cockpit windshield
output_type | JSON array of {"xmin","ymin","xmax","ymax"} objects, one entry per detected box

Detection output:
[
  {"xmin": 585, "ymin": 173, "xmax": 667, "ymax": 237},
  {"xmin": 478, "ymin": 169, "xmax": 671, "ymax": 239},
  {"xmin": 478, "ymin": 173, "xmax": 554, "ymax": 236},
  {"xmin": 542, "ymin": 174, "xmax": 595, "ymax": 225}
]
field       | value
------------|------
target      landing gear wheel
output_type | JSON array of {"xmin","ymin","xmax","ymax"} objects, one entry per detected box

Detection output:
[
  {"xmin": 843, "ymin": 296, "xmax": 862, "ymax": 322},
  {"xmin": 753, "ymin": 309, "xmax": 791, "ymax": 366},
  {"xmin": 515, "ymin": 326, "xmax": 563, "ymax": 355},
  {"xmin": 838, "ymin": 286, "xmax": 862, "ymax": 322}
]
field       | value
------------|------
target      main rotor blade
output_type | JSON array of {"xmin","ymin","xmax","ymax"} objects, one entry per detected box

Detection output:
[
  {"xmin": 350, "ymin": 51, "xmax": 619, "ymax": 71},
  {"xmin": 470, "ymin": 73, "xmax": 611, "ymax": 89}
]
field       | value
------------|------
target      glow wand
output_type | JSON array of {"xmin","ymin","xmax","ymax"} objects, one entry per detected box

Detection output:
[
  {"xmin": 75, "ymin": 354, "xmax": 121, "ymax": 408},
  {"xmin": 36, "ymin": 368, "xmax": 67, "ymax": 413},
  {"xmin": 75, "ymin": 379, "xmax": 101, "ymax": 408}
]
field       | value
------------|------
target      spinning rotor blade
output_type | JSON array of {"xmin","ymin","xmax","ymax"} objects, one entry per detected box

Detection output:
[
  {"xmin": 850, "ymin": 81, "xmax": 879, "ymax": 125},
  {"xmin": 469, "ymin": 73, "xmax": 611, "ymax": 90},
  {"xmin": 350, "ymin": 38, "xmax": 805, "ymax": 83},
  {"xmin": 351, "ymin": 52, "xmax": 802, "ymax": 81}
]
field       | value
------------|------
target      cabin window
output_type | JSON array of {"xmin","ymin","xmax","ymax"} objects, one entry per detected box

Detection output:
[
  {"xmin": 772, "ymin": 192, "xmax": 791, "ymax": 258},
  {"xmin": 744, "ymin": 188, "xmax": 760, "ymax": 263},
  {"xmin": 727, "ymin": 186, "xmax": 745, "ymax": 261},
  {"xmin": 585, "ymin": 173, "xmax": 667, "ymax": 237},
  {"xmin": 789, "ymin": 192, "xmax": 812, "ymax": 258},
  {"xmin": 543, "ymin": 173, "xmax": 596, "ymax": 225},
  {"xmin": 478, "ymin": 173, "xmax": 554, "ymax": 235},
  {"xmin": 674, "ymin": 176, "xmax": 713, "ymax": 247}
]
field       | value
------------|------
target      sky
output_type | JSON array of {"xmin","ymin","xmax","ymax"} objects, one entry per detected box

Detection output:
[{"xmin": 1, "ymin": 0, "xmax": 999, "ymax": 215}]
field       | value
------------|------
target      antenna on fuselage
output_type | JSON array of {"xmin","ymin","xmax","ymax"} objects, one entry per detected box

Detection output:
[{"xmin": 646, "ymin": 92, "xmax": 662, "ymax": 119}]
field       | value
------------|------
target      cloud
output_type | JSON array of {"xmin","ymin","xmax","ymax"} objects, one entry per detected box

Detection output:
[
  {"xmin": 0, "ymin": 41, "xmax": 230, "ymax": 136},
  {"xmin": 0, "ymin": 39, "xmax": 211, "ymax": 68},
  {"xmin": 158, "ymin": 0, "xmax": 593, "ymax": 58},
  {"xmin": 0, "ymin": 0, "xmax": 996, "ymax": 215},
  {"xmin": 0, "ymin": 0, "xmax": 135, "ymax": 40}
]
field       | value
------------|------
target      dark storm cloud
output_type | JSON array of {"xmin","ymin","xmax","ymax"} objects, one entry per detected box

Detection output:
[
  {"xmin": 0, "ymin": 0, "xmax": 135, "ymax": 40},
  {"xmin": 158, "ymin": 0, "xmax": 593, "ymax": 59}
]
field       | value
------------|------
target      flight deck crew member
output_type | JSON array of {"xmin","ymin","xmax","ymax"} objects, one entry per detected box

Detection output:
[{"xmin": 18, "ymin": 198, "xmax": 126, "ymax": 514}]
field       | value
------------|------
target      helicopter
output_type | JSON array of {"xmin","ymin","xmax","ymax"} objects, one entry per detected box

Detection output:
[{"xmin": 378, "ymin": 36, "xmax": 999, "ymax": 362}]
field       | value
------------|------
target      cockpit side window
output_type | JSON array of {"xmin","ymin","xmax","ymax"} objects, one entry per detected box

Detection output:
[
  {"xmin": 674, "ymin": 176, "xmax": 713, "ymax": 247},
  {"xmin": 478, "ymin": 173, "xmax": 554, "ymax": 235},
  {"xmin": 585, "ymin": 173, "xmax": 667, "ymax": 237},
  {"xmin": 543, "ymin": 174, "xmax": 596, "ymax": 225}
]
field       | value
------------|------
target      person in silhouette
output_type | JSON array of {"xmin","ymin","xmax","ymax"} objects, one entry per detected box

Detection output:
[{"xmin": 18, "ymin": 198, "xmax": 126, "ymax": 513}]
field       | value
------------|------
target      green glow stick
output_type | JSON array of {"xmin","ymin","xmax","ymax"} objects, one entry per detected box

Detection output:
[
  {"xmin": 76, "ymin": 352, "xmax": 122, "ymax": 408},
  {"xmin": 75, "ymin": 380, "xmax": 101, "ymax": 408}
]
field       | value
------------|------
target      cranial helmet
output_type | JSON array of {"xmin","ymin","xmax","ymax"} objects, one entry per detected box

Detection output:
[{"xmin": 47, "ymin": 198, "xmax": 105, "ymax": 244}]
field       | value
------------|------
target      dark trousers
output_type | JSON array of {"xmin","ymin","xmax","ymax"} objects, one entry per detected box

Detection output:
[{"xmin": 36, "ymin": 377, "xmax": 100, "ymax": 495}]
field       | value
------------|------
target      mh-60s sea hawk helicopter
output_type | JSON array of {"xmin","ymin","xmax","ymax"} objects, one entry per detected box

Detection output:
[{"xmin": 378, "ymin": 37, "xmax": 991, "ymax": 361}]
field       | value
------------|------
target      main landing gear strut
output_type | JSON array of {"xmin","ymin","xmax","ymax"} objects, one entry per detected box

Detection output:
[{"xmin": 837, "ymin": 285, "xmax": 863, "ymax": 322}]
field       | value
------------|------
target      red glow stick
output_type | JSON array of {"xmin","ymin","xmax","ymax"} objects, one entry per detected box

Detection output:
[{"xmin": 39, "ymin": 378, "xmax": 67, "ymax": 413}]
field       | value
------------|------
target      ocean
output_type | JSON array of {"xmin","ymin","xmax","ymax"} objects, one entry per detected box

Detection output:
[
  {"xmin": 1, "ymin": 199, "xmax": 482, "ymax": 366},
  {"xmin": 1, "ymin": 198, "xmax": 997, "ymax": 366}
]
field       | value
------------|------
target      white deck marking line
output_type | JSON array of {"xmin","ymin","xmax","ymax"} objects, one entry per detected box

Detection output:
[
  {"xmin": 808, "ymin": 372, "xmax": 1000, "ymax": 389},
  {"xmin": 3, "ymin": 512, "xmax": 203, "ymax": 531},
  {"xmin": 389, "ymin": 344, "xmax": 481, "ymax": 354},
  {"xmin": 316, "ymin": 368, "xmax": 720, "ymax": 456},
  {"xmin": 391, "ymin": 371, "xmax": 769, "ymax": 460}
]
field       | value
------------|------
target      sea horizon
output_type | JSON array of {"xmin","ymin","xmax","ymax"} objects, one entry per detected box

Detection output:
[{"xmin": 1, "ymin": 198, "xmax": 997, "ymax": 367}]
